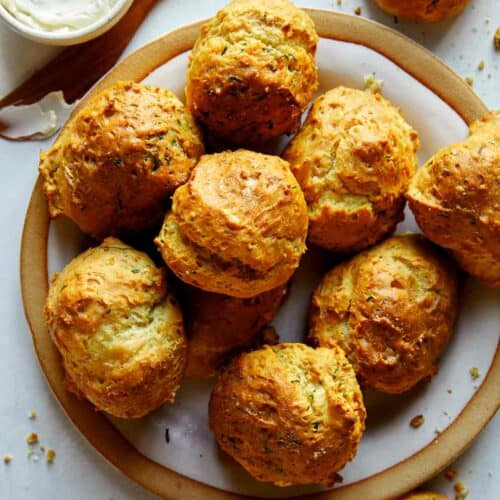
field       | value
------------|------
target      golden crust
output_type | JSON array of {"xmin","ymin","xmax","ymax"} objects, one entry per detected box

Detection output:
[
  {"xmin": 184, "ymin": 285, "xmax": 286, "ymax": 378},
  {"xmin": 209, "ymin": 343, "xmax": 366, "ymax": 486},
  {"xmin": 399, "ymin": 493, "xmax": 448, "ymax": 500},
  {"xmin": 283, "ymin": 87, "xmax": 419, "ymax": 252},
  {"xmin": 185, "ymin": 0, "xmax": 318, "ymax": 144},
  {"xmin": 407, "ymin": 111, "xmax": 500, "ymax": 287},
  {"xmin": 45, "ymin": 237, "xmax": 187, "ymax": 418},
  {"xmin": 155, "ymin": 150, "xmax": 308, "ymax": 297},
  {"xmin": 39, "ymin": 81, "xmax": 204, "ymax": 239},
  {"xmin": 309, "ymin": 234, "xmax": 459, "ymax": 394},
  {"xmin": 374, "ymin": 0, "xmax": 470, "ymax": 22}
]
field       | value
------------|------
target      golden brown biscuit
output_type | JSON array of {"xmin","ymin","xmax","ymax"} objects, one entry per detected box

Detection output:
[
  {"xmin": 155, "ymin": 150, "xmax": 308, "ymax": 297},
  {"xmin": 407, "ymin": 111, "xmax": 500, "ymax": 287},
  {"xmin": 374, "ymin": 0, "xmax": 470, "ymax": 22},
  {"xmin": 45, "ymin": 237, "xmax": 187, "ymax": 418},
  {"xmin": 185, "ymin": 0, "xmax": 318, "ymax": 144},
  {"xmin": 40, "ymin": 81, "xmax": 204, "ymax": 239},
  {"xmin": 399, "ymin": 492, "xmax": 448, "ymax": 500},
  {"xmin": 309, "ymin": 234, "xmax": 459, "ymax": 394},
  {"xmin": 184, "ymin": 285, "xmax": 286, "ymax": 378},
  {"xmin": 283, "ymin": 87, "xmax": 419, "ymax": 252},
  {"xmin": 209, "ymin": 343, "xmax": 366, "ymax": 486}
]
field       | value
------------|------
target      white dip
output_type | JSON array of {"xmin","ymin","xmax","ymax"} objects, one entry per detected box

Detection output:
[{"xmin": 0, "ymin": 0, "xmax": 119, "ymax": 33}]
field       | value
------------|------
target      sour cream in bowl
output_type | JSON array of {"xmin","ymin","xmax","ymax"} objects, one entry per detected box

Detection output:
[{"xmin": 0, "ymin": 0, "xmax": 134, "ymax": 45}]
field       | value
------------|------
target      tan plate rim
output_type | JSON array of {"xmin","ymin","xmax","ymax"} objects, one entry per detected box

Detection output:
[{"xmin": 20, "ymin": 9, "xmax": 499, "ymax": 500}]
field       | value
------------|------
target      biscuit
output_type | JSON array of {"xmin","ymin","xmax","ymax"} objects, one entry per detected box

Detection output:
[
  {"xmin": 155, "ymin": 150, "xmax": 308, "ymax": 297},
  {"xmin": 184, "ymin": 285, "xmax": 286, "ymax": 378},
  {"xmin": 283, "ymin": 87, "xmax": 419, "ymax": 252},
  {"xmin": 374, "ymin": 0, "xmax": 470, "ymax": 22},
  {"xmin": 407, "ymin": 111, "xmax": 500, "ymax": 287},
  {"xmin": 209, "ymin": 343, "xmax": 366, "ymax": 486},
  {"xmin": 40, "ymin": 81, "xmax": 204, "ymax": 239},
  {"xmin": 45, "ymin": 237, "xmax": 187, "ymax": 418},
  {"xmin": 309, "ymin": 234, "xmax": 459, "ymax": 393},
  {"xmin": 186, "ymin": 0, "xmax": 318, "ymax": 144}
]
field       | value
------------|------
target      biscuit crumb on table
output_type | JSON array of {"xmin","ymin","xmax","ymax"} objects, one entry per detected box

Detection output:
[
  {"xmin": 469, "ymin": 367, "xmax": 480, "ymax": 380},
  {"xmin": 26, "ymin": 432, "xmax": 39, "ymax": 445},
  {"xmin": 27, "ymin": 410, "xmax": 37, "ymax": 419},
  {"xmin": 410, "ymin": 415, "xmax": 425, "ymax": 428},
  {"xmin": 45, "ymin": 449, "xmax": 56, "ymax": 463},
  {"xmin": 454, "ymin": 481, "xmax": 469, "ymax": 499},
  {"xmin": 445, "ymin": 469, "xmax": 458, "ymax": 481},
  {"xmin": 494, "ymin": 27, "xmax": 500, "ymax": 49},
  {"xmin": 354, "ymin": 7, "xmax": 362, "ymax": 16},
  {"xmin": 3, "ymin": 454, "xmax": 12, "ymax": 464}
]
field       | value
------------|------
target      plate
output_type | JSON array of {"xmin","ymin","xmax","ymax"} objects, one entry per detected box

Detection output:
[{"xmin": 20, "ymin": 9, "xmax": 500, "ymax": 500}]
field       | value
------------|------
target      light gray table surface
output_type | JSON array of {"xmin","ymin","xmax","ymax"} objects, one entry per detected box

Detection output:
[{"xmin": 0, "ymin": 1, "xmax": 498, "ymax": 499}]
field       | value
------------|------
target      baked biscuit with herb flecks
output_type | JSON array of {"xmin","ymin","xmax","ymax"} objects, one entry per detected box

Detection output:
[
  {"xmin": 407, "ymin": 111, "xmax": 500, "ymax": 286},
  {"xmin": 209, "ymin": 343, "xmax": 366, "ymax": 486},
  {"xmin": 45, "ymin": 237, "xmax": 187, "ymax": 418},
  {"xmin": 155, "ymin": 150, "xmax": 308, "ymax": 297},
  {"xmin": 309, "ymin": 234, "xmax": 459, "ymax": 393},
  {"xmin": 40, "ymin": 81, "xmax": 204, "ymax": 239},
  {"xmin": 186, "ymin": 0, "xmax": 318, "ymax": 144},
  {"xmin": 283, "ymin": 87, "xmax": 419, "ymax": 252}
]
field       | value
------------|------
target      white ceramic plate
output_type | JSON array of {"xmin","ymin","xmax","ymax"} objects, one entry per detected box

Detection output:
[{"xmin": 21, "ymin": 10, "xmax": 500, "ymax": 500}]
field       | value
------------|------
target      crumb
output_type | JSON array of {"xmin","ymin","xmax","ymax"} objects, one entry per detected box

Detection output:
[
  {"xmin": 445, "ymin": 469, "xmax": 458, "ymax": 481},
  {"xmin": 364, "ymin": 74, "xmax": 384, "ymax": 93},
  {"xmin": 454, "ymin": 481, "xmax": 469, "ymax": 499},
  {"xmin": 39, "ymin": 445, "xmax": 45, "ymax": 452},
  {"xmin": 336, "ymin": 0, "xmax": 342, "ymax": 5},
  {"xmin": 465, "ymin": 76, "xmax": 474, "ymax": 86},
  {"xmin": 494, "ymin": 28, "xmax": 500, "ymax": 50},
  {"xmin": 3, "ymin": 454, "xmax": 12, "ymax": 464},
  {"xmin": 434, "ymin": 427, "xmax": 442, "ymax": 434},
  {"xmin": 469, "ymin": 367, "xmax": 480, "ymax": 379},
  {"xmin": 45, "ymin": 449, "xmax": 56, "ymax": 463},
  {"xmin": 477, "ymin": 60, "xmax": 485, "ymax": 71},
  {"xmin": 26, "ymin": 432, "xmax": 38, "ymax": 445},
  {"xmin": 448, "ymin": 389, "xmax": 453, "ymax": 394},
  {"xmin": 27, "ymin": 410, "xmax": 37, "ymax": 420},
  {"xmin": 410, "ymin": 414, "xmax": 424, "ymax": 428},
  {"xmin": 354, "ymin": 7, "xmax": 362, "ymax": 16}
]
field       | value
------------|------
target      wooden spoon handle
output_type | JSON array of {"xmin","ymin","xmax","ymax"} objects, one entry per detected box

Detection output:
[{"xmin": 0, "ymin": 0, "xmax": 158, "ymax": 108}]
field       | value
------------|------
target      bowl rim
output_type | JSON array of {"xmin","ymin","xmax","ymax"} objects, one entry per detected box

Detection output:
[
  {"xmin": 0, "ymin": 0, "xmax": 133, "ymax": 45},
  {"xmin": 20, "ymin": 9, "xmax": 499, "ymax": 500}
]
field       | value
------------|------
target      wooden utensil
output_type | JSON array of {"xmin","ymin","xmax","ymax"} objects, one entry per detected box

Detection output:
[{"xmin": 0, "ymin": 0, "xmax": 158, "ymax": 108}]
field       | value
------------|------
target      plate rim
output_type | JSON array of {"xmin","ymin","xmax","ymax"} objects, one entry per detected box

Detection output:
[{"xmin": 20, "ymin": 9, "xmax": 499, "ymax": 500}]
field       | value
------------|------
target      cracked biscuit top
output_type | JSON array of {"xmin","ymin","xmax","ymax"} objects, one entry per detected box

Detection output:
[
  {"xmin": 407, "ymin": 111, "xmax": 500, "ymax": 286},
  {"xmin": 283, "ymin": 86, "xmax": 419, "ymax": 252},
  {"xmin": 186, "ymin": 0, "xmax": 318, "ymax": 144},
  {"xmin": 309, "ymin": 234, "xmax": 459, "ymax": 393},
  {"xmin": 155, "ymin": 149, "xmax": 308, "ymax": 298},
  {"xmin": 39, "ymin": 81, "xmax": 204, "ymax": 239}
]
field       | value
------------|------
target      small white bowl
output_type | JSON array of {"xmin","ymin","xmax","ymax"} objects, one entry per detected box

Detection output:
[{"xmin": 0, "ymin": 0, "xmax": 134, "ymax": 46}]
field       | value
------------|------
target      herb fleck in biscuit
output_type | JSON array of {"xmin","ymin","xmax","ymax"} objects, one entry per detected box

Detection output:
[
  {"xmin": 186, "ymin": 0, "xmax": 318, "ymax": 144},
  {"xmin": 209, "ymin": 343, "xmax": 365, "ymax": 486},
  {"xmin": 155, "ymin": 150, "xmax": 308, "ymax": 297},
  {"xmin": 45, "ymin": 237, "xmax": 187, "ymax": 418},
  {"xmin": 407, "ymin": 111, "xmax": 500, "ymax": 287},
  {"xmin": 309, "ymin": 234, "xmax": 459, "ymax": 393},
  {"xmin": 40, "ymin": 81, "xmax": 204, "ymax": 239},
  {"xmin": 283, "ymin": 87, "xmax": 419, "ymax": 252}
]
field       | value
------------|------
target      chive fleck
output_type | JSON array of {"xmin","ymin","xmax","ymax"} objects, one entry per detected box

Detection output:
[{"xmin": 131, "ymin": 268, "xmax": 140, "ymax": 274}]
